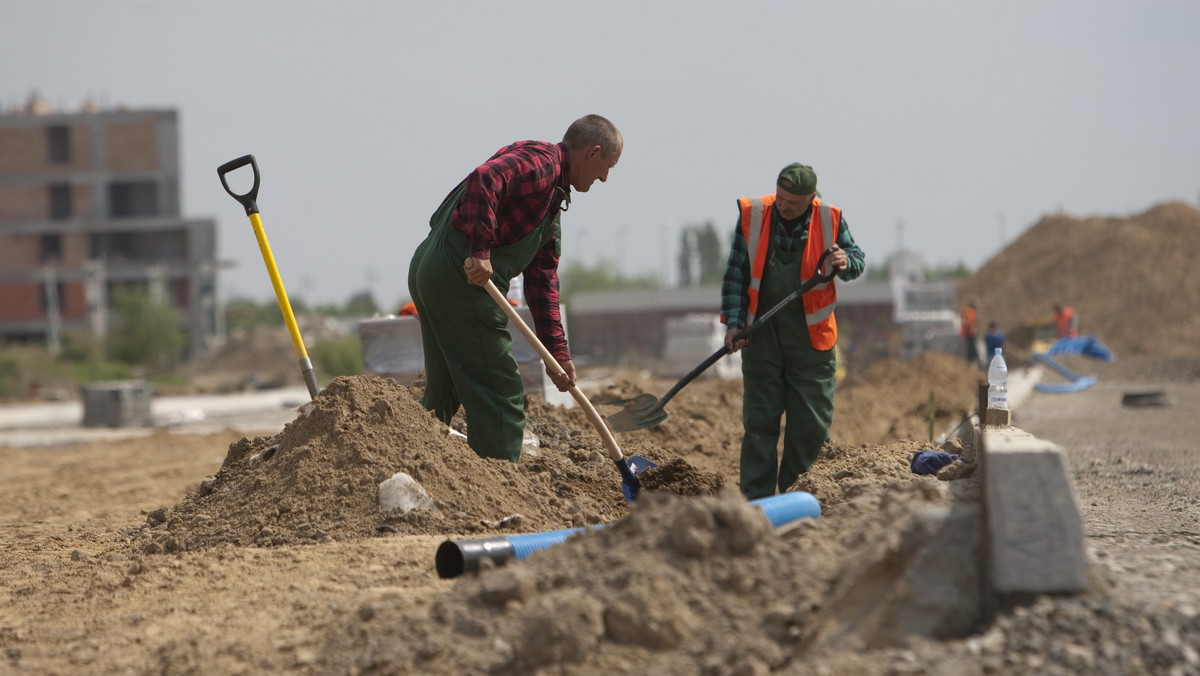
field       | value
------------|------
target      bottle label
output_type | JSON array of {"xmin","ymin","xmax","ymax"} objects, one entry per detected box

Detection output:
[{"xmin": 988, "ymin": 389, "xmax": 1009, "ymax": 411}]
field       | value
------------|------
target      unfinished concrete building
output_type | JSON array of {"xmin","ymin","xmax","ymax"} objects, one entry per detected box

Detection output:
[{"xmin": 0, "ymin": 95, "xmax": 219, "ymax": 357}]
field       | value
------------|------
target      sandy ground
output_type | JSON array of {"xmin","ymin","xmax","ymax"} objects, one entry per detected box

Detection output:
[{"xmin": 1, "ymin": 355, "xmax": 1198, "ymax": 675}]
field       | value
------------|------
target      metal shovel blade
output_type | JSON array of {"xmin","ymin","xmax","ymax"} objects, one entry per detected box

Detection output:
[
  {"xmin": 619, "ymin": 454, "xmax": 658, "ymax": 502},
  {"xmin": 606, "ymin": 394, "xmax": 669, "ymax": 432}
]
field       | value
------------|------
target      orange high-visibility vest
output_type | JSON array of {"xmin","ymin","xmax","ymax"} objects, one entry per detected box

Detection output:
[
  {"xmin": 737, "ymin": 194, "xmax": 840, "ymax": 350},
  {"xmin": 960, "ymin": 306, "xmax": 977, "ymax": 337},
  {"xmin": 1055, "ymin": 306, "xmax": 1077, "ymax": 338}
]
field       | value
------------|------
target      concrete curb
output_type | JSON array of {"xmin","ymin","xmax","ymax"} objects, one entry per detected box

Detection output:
[{"xmin": 981, "ymin": 417, "xmax": 1089, "ymax": 597}]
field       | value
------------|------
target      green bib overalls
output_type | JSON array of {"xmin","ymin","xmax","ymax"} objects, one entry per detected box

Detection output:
[
  {"xmin": 739, "ymin": 219, "xmax": 837, "ymax": 499},
  {"xmin": 407, "ymin": 181, "xmax": 563, "ymax": 463}
]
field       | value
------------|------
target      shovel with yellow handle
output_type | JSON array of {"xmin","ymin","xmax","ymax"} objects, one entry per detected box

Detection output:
[{"xmin": 217, "ymin": 154, "xmax": 320, "ymax": 400}]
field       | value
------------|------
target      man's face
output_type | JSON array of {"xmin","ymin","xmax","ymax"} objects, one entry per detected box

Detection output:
[
  {"xmin": 775, "ymin": 187, "xmax": 814, "ymax": 220},
  {"xmin": 571, "ymin": 144, "xmax": 621, "ymax": 192}
]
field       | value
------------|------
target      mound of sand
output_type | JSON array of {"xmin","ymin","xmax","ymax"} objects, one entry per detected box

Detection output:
[
  {"xmin": 125, "ymin": 349, "xmax": 982, "ymax": 557},
  {"xmin": 833, "ymin": 351, "xmax": 983, "ymax": 446},
  {"xmin": 126, "ymin": 375, "xmax": 729, "ymax": 554},
  {"xmin": 959, "ymin": 201, "xmax": 1200, "ymax": 359},
  {"xmin": 314, "ymin": 477, "xmax": 973, "ymax": 674}
]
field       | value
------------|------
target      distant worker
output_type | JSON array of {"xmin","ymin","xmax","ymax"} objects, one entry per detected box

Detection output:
[
  {"xmin": 408, "ymin": 114, "xmax": 622, "ymax": 463},
  {"xmin": 721, "ymin": 162, "xmax": 865, "ymax": 500},
  {"xmin": 1054, "ymin": 303, "xmax": 1079, "ymax": 339},
  {"xmin": 984, "ymin": 321, "xmax": 1006, "ymax": 355},
  {"xmin": 960, "ymin": 300, "xmax": 980, "ymax": 366}
]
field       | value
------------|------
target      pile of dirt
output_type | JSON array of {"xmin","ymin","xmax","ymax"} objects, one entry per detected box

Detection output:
[
  {"xmin": 313, "ymin": 479, "xmax": 969, "ymax": 675},
  {"xmin": 127, "ymin": 377, "xmax": 618, "ymax": 552},
  {"xmin": 958, "ymin": 201, "xmax": 1200, "ymax": 359},
  {"xmin": 125, "ymin": 351, "xmax": 980, "ymax": 556},
  {"xmin": 177, "ymin": 325, "xmax": 302, "ymax": 392},
  {"xmin": 586, "ymin": 353, "xmax": 980, "ymax": 485},
  {"xmin": 125, "ymin": 375, "xmax": 729, "ymax": 554},
  {"xmin": 833, "ymin": 351, "xmax": 983, "ymax": 446},
  {"xmin": 177, "ymin": 317, "xmax": 353, "ymax": 393}
]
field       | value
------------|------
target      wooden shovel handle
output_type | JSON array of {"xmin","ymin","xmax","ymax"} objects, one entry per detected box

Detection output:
[{"xmin": 483, "ymin": 280, "xmax": 627, "ymax": 464}]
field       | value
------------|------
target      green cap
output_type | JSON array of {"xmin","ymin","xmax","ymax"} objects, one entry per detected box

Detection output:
[{"xmin": 777, "ymin": 163, "xmax": 820, "ymax": 197}]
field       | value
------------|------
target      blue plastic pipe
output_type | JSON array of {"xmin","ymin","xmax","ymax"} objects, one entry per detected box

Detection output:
[{"xmin": 435, "ymin": 491, "xmax": 821, "ymax": 578}]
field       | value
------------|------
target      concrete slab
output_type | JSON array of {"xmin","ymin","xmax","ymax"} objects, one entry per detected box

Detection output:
[{"xmin": 982, "ymin": 425, "xmax": 1089, "ymax": 595}]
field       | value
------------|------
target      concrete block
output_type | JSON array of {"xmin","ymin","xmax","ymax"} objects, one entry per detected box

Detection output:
[
  {"xmin": 80, "ymin": 380, "xmax": 154, "ymax": 428},
  {"xmin": 982, "ymin": 426, "xmax": 1088, "ymax": 595},
  {"xmin": 982, "ymin": 407, "xmax": 1010, "ymax": 427},
  {"xmin": 358, "ymin": 306, "xmax": 564, "ymax": 395}
]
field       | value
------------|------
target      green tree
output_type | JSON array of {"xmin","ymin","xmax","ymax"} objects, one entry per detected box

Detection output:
[
  {"xmin": 107, "ymin": 286, "xmax": 186, "ymax": 371},
  {"xmin": 0, "ymin": 350, "xmax": 19, "ymax": 398},
  {"xmin": 677, "ymin": 221, "xmax": 726, "ymax": 286},
  {"xmin": 312, "ymin": 337, "xmax": 362, "ymax": 379},
  {"xmin": 864, "ymin": 253, "xmax": 971, "ymax": 282},
  {"xmin": 924, "ymin": 261, "xmax": 972, "ymax": 281},
  {"xmin": 342, "ymin": 291, "xmax": 381, "ymax": 318}
]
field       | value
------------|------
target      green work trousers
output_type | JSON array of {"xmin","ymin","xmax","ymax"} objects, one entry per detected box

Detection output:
[
  {"xmin": 407, "ymin": 182, "xmax": 557, "ymax": 463},
  {"xmin": 739, "ymin": 240, "xmax": 837, "ymax": 500}
]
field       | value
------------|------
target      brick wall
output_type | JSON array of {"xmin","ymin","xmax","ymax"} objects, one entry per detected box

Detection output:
[
  {"xmin": 0, "ymin": 234, "xmax": 39, "ymax": 270},
  {"xmin": 0, "ymin": 283, "xmax": 44, "ymax": 321},
  {"xmin": 0, "ymin": 185, "xmax": 49, "ymax": 222},
  {"xmin": 105, "ymin": 115, "xmax": 159, "ymax": 172},
  {"xmin": 0, "ymin": 124, "xmax": 93, "ymax": 174}
]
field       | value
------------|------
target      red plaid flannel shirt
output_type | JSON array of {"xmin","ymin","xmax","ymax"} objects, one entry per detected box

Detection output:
[{"xmin": 450, "ymin": 140, "xmax": 572, "ymax": 361}]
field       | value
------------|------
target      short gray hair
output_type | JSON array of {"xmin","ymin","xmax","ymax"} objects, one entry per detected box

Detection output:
[{"xmin": 562, "ymin": 114, "xmax": 622, "ymax": 156}]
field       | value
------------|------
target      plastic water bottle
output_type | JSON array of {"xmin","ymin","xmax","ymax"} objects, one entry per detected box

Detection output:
[{"xmin": 987, "ymin": 347, "xmax": 1008, "ymax": 410}]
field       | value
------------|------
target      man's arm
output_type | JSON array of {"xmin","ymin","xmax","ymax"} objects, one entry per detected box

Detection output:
[
  {"xmin": 835, "ymin": 216, "xmax": 866, "ymax": 282},
  {"xmin": 721, "ymin": 219, "xmax": 751, "ymax": 351},
  {"xmin": 522, "ymin": 234, "xmax": 569, "ymax": 364}
]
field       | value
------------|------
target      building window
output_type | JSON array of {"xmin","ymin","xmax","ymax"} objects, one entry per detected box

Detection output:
[
  {"xmin": 41, "ymin": 234, "xmax": 62, "ymax": 263},
  {"xmin": 108, "ymin": 181, "xmax": 159, "ymax": 218},
  {"xmin": 49, "ymin": 184, "xmax": 73, "ymax": 220},
  {"xmin": 90, "ymin": 231, "xmax": 137, "ymax": 260},
  {"xmin": 48, "ymin": 125, "xmax": 71, "ymax": 163}
]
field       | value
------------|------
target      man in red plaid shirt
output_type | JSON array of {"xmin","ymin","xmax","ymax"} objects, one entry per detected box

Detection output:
[{"xmin": 408, "ymin": 115, "xmax": 622, "ymax": 462}]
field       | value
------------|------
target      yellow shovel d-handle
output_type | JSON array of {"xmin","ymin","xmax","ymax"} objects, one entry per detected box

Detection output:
[{"xmin": 218, "ymin": 154, "xmax": 320, "ymax": 400}]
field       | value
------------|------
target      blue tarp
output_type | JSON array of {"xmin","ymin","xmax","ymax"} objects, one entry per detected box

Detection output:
[
  {"xmin": 1033, "ymin": 335, "xmax": 1113, "ymax": 393},
  {"xmin": 1046, "ymin": 335, "xmax": 1115, "ymax": 362}
]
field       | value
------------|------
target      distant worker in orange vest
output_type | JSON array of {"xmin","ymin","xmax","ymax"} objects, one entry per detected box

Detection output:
[
  {"xmin": 1054, "ymin": 303, "xmax": 1079, "ymax": 339},
  {"xmin": 721, "ymin": 162, "xmax": 865, "ymax": 500},
  {"xmin": 960, "ymin": 300, "xmax": 979, "ymax": 366}
]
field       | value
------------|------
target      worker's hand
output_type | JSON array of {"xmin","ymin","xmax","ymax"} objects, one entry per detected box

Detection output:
[
  {"xmin": 548, "ymin": 359, "xmax": 576, "ymax": 392},
  {"xmin": 463, "ymin": 256, "xmax": 494, "ymax": 287},
  {"xmin": 829, "ymin": 245, "xmax": 850, "ymax": 272},
  {"xmin": 725, "ymin": 327, "xmax": 748, "ymax": 353}
]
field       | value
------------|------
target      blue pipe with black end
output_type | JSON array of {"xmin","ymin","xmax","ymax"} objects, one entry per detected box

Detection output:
[{"xmin": 435, "ymin": 491, "xmax": 820, "ymax": 578}]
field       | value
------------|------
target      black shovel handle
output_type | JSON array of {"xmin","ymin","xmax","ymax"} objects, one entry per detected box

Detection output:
[
  {"xmin": 217, "ymin": 154, "xmax": 262, "ymax": 216},
  {"xmin": 653, "ymin": 248, "xmax": 839, "ymax": 411},
  {"xmin": 737, "ymin": 248, "xmax": 837, "ymax": 343}
]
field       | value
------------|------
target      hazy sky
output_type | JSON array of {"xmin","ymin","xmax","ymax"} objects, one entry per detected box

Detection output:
[{"xmin": 4, "ymin": 1, "xmax": 1198, "ymax": 309}]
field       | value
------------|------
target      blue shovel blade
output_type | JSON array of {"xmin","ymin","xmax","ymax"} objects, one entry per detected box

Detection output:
[{"xmin": 620, "ymin": 455, "xmax": 657, "ymax": 503}]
